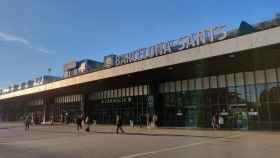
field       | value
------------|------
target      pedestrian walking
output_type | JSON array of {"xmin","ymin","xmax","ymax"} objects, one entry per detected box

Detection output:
[
  {"xmin": 65, "ymin": 112, "xmax": 70, "ymax": 124},
  {"xmin": 85, "ymin": 116, "xmax": 91, "ymax": 132},
  {"xmin": 219, "ymin": 115, "xmax": 224, "ymax": 129},
  {"xmin": 116, "ymin": 115, "xmax": 125, "ymax": 134},
  {"xmin": 24, "ymin": 115, "xmax": 32, "ymax": 131},
  {"xmin": 146, "ymin": 113, "xmax": 150, "ymax": 128},
  {"xmin": 76, "ymin": 115, "xmax": 83, "ymax": 132},
  {"xmin": 152, "ymin": 114, "xmax": 158, "ymax": 128},
  {"xmin": 211, "ymin": 112, "xmax": 218, "ymax": 129},
  {"xmin": 129, "ymin": 119, "xmax": 134, "ymax": 128},
  {"xmin": 211, "ymin": 115, "xmax": 216, "ymax": 129}
]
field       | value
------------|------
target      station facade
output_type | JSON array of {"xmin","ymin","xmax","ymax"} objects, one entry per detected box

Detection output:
[{"xmin": 1, "ymin": 16, "xmax": 280, "ymax": 130}]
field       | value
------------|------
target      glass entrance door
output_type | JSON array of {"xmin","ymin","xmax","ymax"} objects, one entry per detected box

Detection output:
[
  {"xmin": 231, "ymin": 110, "xmax": 248, "ymax": 130},
  {"xmin": 184, "ymin": 107, "xmax": 196, "ymax": 127}
]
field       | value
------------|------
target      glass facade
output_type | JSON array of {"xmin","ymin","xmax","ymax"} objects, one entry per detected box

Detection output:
[
  {"xmin": 88, "ymin": 85, "xmax": 151, "ymax": 124},
  {"xmin": 32, "ymin": 67, "xmax": 280, "ymax": 130},
  {"xmin": 159, "ymin": 68, "xmax": 280, "ymax": 129},
  {"xmin": 52, "ymin": 94, "xmax": 83, "ymax": 122}
]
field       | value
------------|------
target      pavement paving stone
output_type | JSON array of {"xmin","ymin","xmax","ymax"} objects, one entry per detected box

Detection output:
[{"xmin": 0, "ymin": 122, "xmax": 279, "ymax": 158}]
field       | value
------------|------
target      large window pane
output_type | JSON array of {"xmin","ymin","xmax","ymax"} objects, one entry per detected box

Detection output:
[
  {"xmin": 245, "ymin": 71, "xmax": 255, "ymax": 85},
  {"xmin": 227, "ymin": 74, "xmax": 235, "ymax": 87},
  {"xmin": 235, "ymin": 72, "xmax": 244, "ymax": 86},
  {"xmin": 104, "ymin": 91, "xmax": 107, "ymax": 98},
  {"xmin": 218, "ymin": 75, "xmax": 226, "ymax": 88},
  {"xmin": 104, "ymin": 91, "xmax": 108, "ymax": 98},
  {"xmin": 103, "ymin": 90, "xmax": 107, "ymax": 99},
  {"xmin": 125, "ymin": 88, "xmax": 129, "ymax": 97},
  {"xmin": 71, "ymin": 95, "xmax": 74, "ymax": 102},
  {"xmin": 138, "ymin": 85, "xmax": 143, "ymax": 96},
  {"xmin": 69, "ymin": 96, "xmax": 72, "ymax": 103},
  {"xmin": 104, "ymin": 91, "xmax": 107, "ymax": 99},
  {"xmin": 210, "ymin": 76, "xmax": 217, "ymax": 89},
  {"xmin": 228, "ymin": 87, "xmax": 236, "ymax": 104},
  {"xmin": 189, "ymin": 79, "xmax": 195, "ymax": 90},
  {"xmin": 134, "ymin": 86, "xmax": 138, "ymax": 96},
  {"xmin": 105, "ymin": 90, "xmax": 109, "ymax": 99},
  {"xmin": 114, "ymin": 89, "xmax": 118, "ymax": 98},
  {"xmin": 266, "ymin": 68, "xmax": 277, "ymax": 83},
  {"xmin": 170, "ymin": 82, "xmax": 175, "ymax": 92},
  {"xmin": 122, "ymin": 88, "xmax": 126, "ymax": 97},
  {"xmin": 110, "ymin": 90, "xmax": 114, "ymax": 98},
  {"xmin": 196, "ymin": 78, "xmax": 202, "ymax": 90},
  {"xmin": 118, "ymin": 89, "xmax": 122, "ymax": 97},
  {"xmin": 143, "ymin": 85, "xmax": 148, "ymax": 95},
  {"xmin": 236, "ymin": 86, "xmax": 246, "ymax": 104},
  {"xmin": 182, "ymin": 80, "xmax": 188, "ymax": 91},
  {"xmin": 176, "ymin": 81, "xmax": 182, "ymax": 92},
  {"xmin": 176, "ymin": 92, "xmax": 183, "ymax": 107},
  {"xmin": 130, "ymin": 87, "xmax": 134, "ymax": 96},
  {"xmin": 255, "ymin": 70, "xmax": 266, "ymax": 84},
  {"xmin": 246, "ymin": 85, "xmax": 257, "ymax": 104},
  {"xmin": 256, "ymin": 84, "xmax": 267, "ymax": 103},
  {"xmin": 202, "ymin": 77, "xmax": 209, "ymax": 89}
]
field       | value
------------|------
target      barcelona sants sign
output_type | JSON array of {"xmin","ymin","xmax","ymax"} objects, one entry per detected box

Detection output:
[{"xmin": 104, "ymin": 25, "xmax": 227, "ymax": 67}]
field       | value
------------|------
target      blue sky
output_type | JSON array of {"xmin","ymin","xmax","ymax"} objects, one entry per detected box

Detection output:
[{"xmin": 0, "ymin": 0, "xmax": 279, "ymax": 88}]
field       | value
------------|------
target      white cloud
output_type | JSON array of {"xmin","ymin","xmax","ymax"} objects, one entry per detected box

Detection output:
[
  {"xmin": 36, "ymin": 47, "xmax": 56, "ymax": 55},
  {"xmin": 0, "ymin": 32, "xmax": 30, "ymax": 45},
  {"xmin": 0, "ymin": 32, "xmax": 55, "ymax": 55}
]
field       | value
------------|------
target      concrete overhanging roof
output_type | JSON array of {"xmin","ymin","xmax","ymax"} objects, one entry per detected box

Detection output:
[{"xmin": 1, "ymin": 26, "xmax": 280, "ymax": 101}]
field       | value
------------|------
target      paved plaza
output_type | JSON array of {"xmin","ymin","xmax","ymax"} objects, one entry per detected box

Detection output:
[{"xmin": 0, "ymin": 123, "xmax": 280, "ymax": 158}]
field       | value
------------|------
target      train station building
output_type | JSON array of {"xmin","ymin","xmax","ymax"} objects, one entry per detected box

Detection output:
[{"xmin": 1, "ymin": 16, "xmax": 280, "ymax": 130}]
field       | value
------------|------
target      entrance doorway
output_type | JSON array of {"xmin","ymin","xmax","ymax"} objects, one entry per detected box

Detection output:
[
  {"xmin": 230, "ymin": 104, "xmax": 248, "ymax": 130},
  {"xmin": 184, "ymin": 107, "xmax": 196, "ymax": 127},
  {"xmin": 232, "ymin": 111, "xmax": 248, "ymax": 130}
]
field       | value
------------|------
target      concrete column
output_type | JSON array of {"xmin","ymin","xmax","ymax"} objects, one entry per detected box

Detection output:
[
  {"xmin": 80, "ymin": 94, "xmax": 85, "ymax": 117},
  {"xmin": 42, "ymin": 104, "xmax": 47, "ymax": 124}
]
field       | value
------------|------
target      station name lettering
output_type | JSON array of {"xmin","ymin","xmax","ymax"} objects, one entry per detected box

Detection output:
[{"xmin": 114, "ymin": 25, "xmax": 227, "ymax": 66}]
